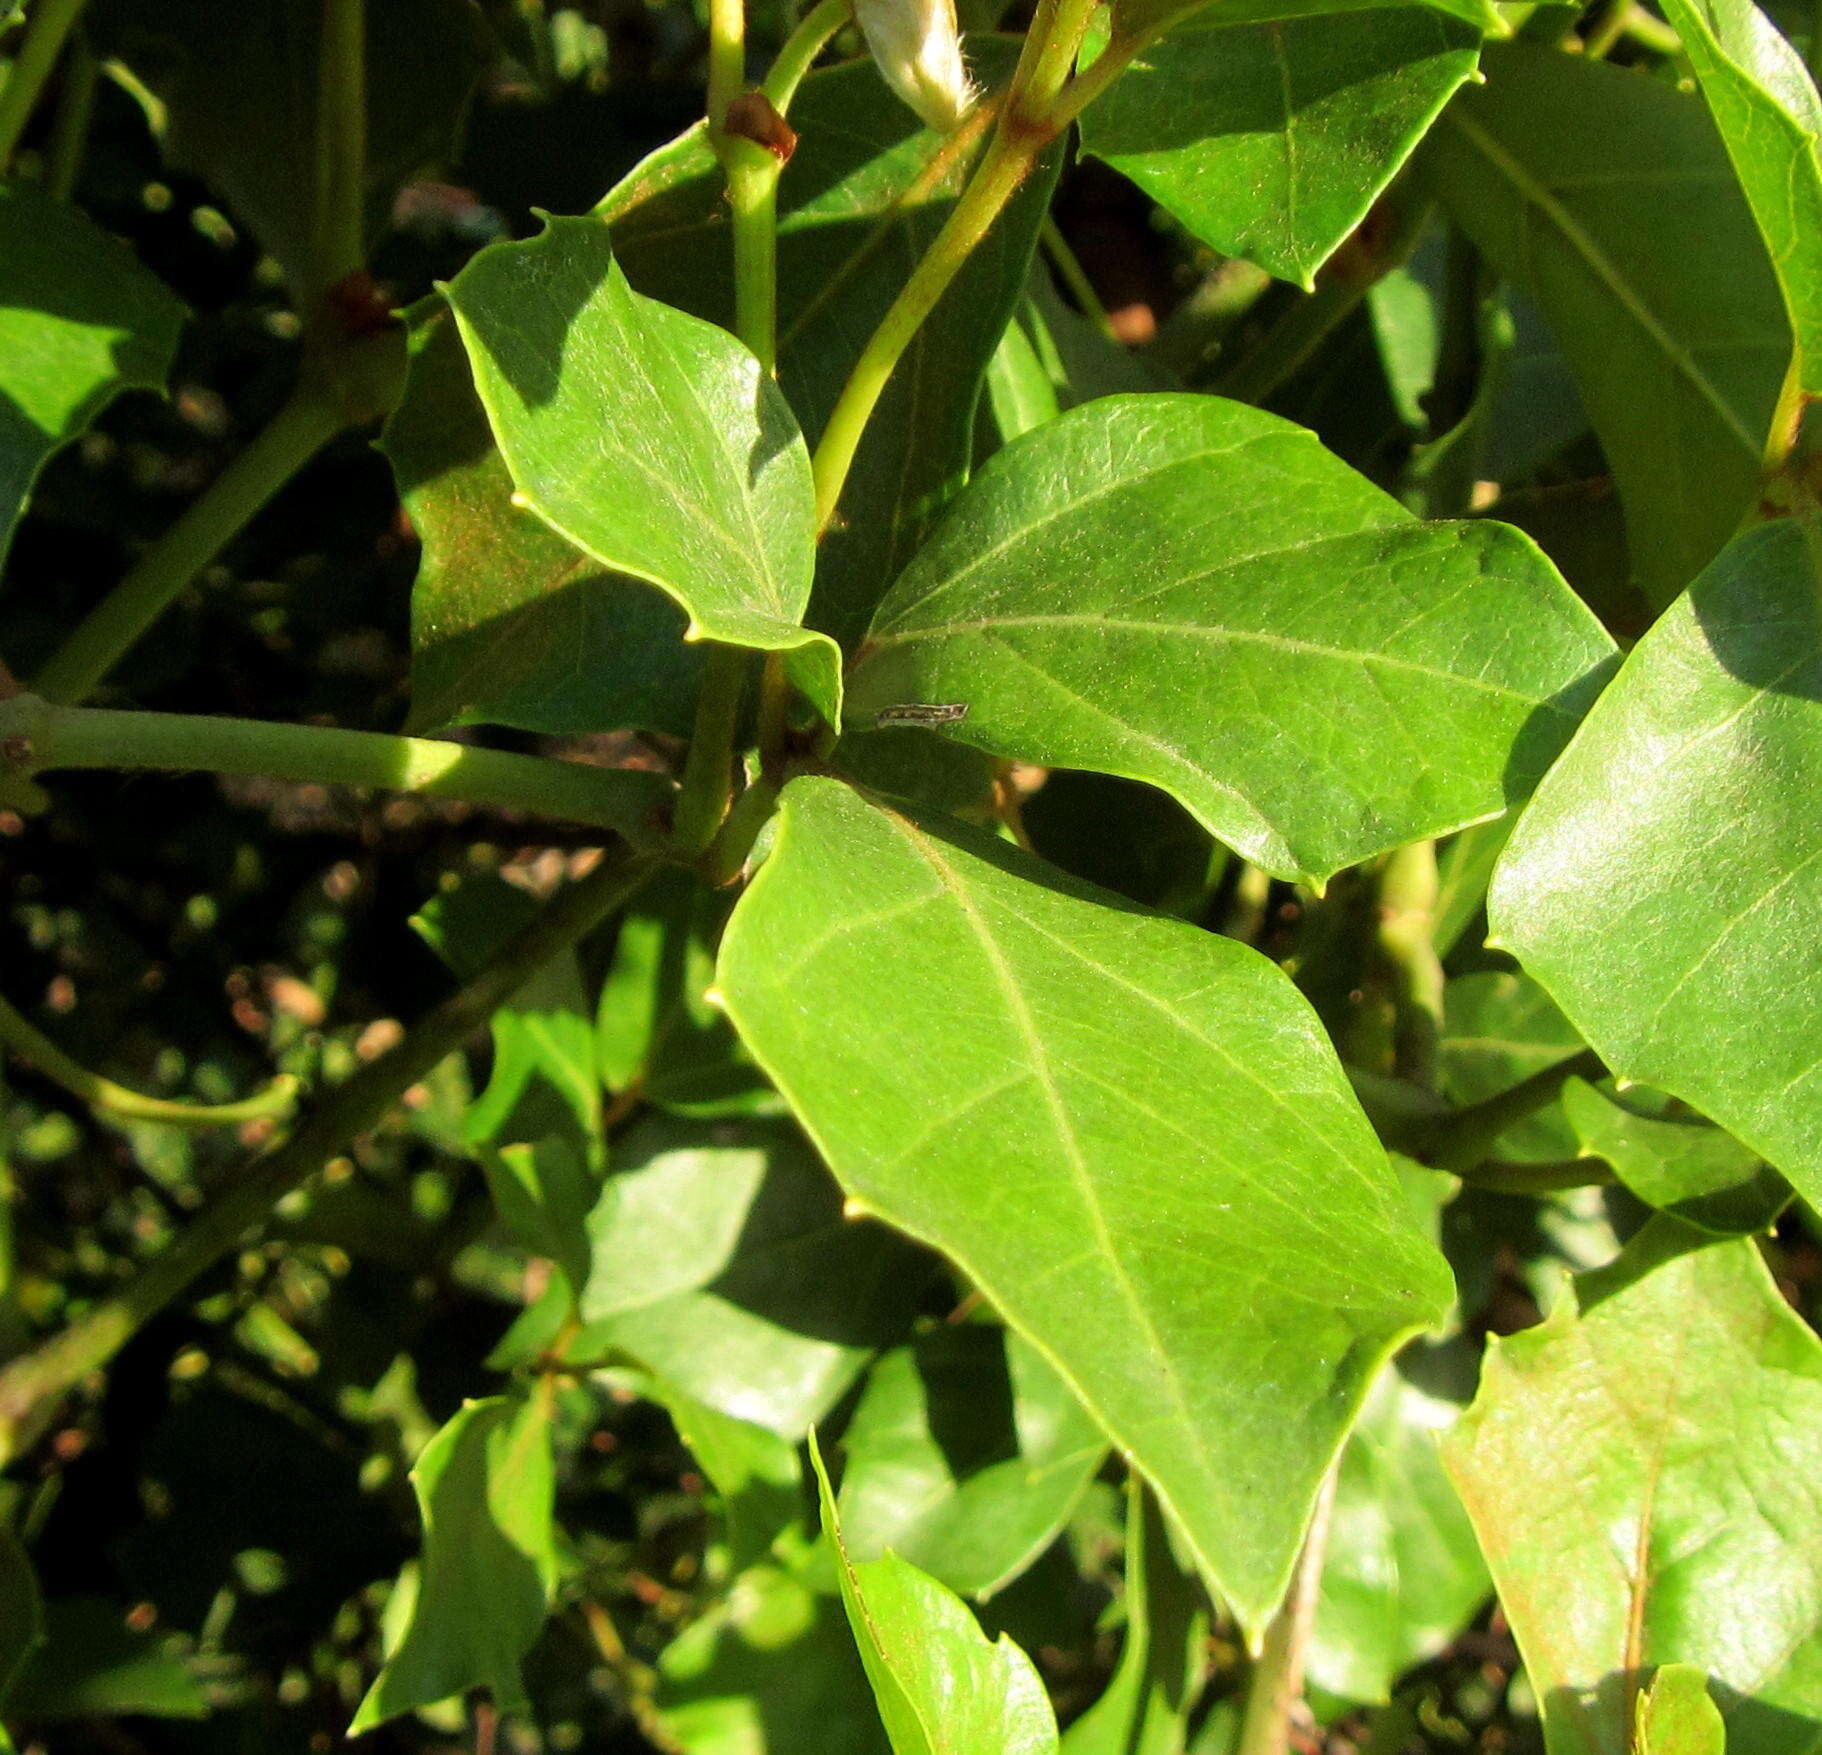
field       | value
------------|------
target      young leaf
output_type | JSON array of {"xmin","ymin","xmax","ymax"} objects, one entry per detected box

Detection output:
[
  {"xmin": 445, "ymin": 217, "xmax": 839, "ymax": 719},
  {"xmin": 846, "ymin": 394, "xmax": 1616, "ymax": 888},
  {"xmin": 350, "ymin": 1394, "xmax": 559, "ymax": 1731},
  {"xmin": 1651, "ymin": 0, "xmax": 1822, "ymax": 397},
  {"xmin": 718, "ymin": 777, "xmax": 1454, "ymax": 1635},
  {"xmin": 0, "ymin": 187, "xmax": 185, "ymax": 564},
  {"xmin": 811, "ymin": 1434, "xmax": 1062, "ymax": 1755},
  {"xmin": 836, "ymin": 1326, "xmax": 1108, "ymax": 1599},
  {"xmin": 1637, "ymin": 1667, "xmax": 1727, "ymax": 1755},
  {"xmin": 1307, "ymin": 1355, "xmax": 1488, "ymax": 1706},
  {"xmin": 1443, "ymin": 1221, "xmax": 1822, "ymax": 1755},
  {"xmin": 1080, "ymin": 10, "xmax": 1480, "ymax": 288},
  {"xmin": 1061, "ymin": 1486, "xmax": 1208, "ymax": 1755},
  {"xmin": 1490, "ymin": 517, "xmax": 1822, "ymax": 1211},
  {"xmin": 384, "ymin": 304, "xmax": 698, "ymax": 739},
  {"xmin": 575, "ymin": 1115, "xmax": 932, "ymax": 1437},
  {"xmin": 89, "ymin": 0, "xmax": 486, "ymax": 290},
  {"xmin": 603, "ymin": 45, "xmax": 1059, "ymax": 646},
  {"xmin": 1559, "ymin": 1079, "xmax": 1791, "ymax": 1237},
  {"xmin": 1424, "ymin": 45, "xmax": 1792, "ymax": 605},
  {"xmin": 650, "ymin": 1380, "xmax": 805, "ymax": 1574}
]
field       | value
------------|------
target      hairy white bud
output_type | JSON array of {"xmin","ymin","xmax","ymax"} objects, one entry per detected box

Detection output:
[{"xmin": 853, "ymin": 0, "xmax": 977, "ymax": 132}]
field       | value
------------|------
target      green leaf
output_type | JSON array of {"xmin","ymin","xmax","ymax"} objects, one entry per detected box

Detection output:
[
  {"xmin": 0, "ymin": 1521, "xmax": 41, "ymax": 1715},
  {"xmin": 351, "ymin": 1394, "xmax": 559, "ymax": 1731},
  {"xmin": 1081, "ymin": 10, "xmax": 1479, "ymax": 288},
  {"xmin": 575, "ymin": 1115, "xmax": 932, "ymax": 1438},
  {"xmin": 847, "ymin": 394, "xmax": 1616, "ymax": 888},
  {"xmin": 1651, "ymin": 0, "xmax": 1822, "ymax": 395},
  {"xmin": 384, "ymin": 302, "xmax": 698, "ymax": 739},
  {"xmin": 1307, "ymin": 1353, "xmax": 1488, "ymax": 1706},
  {"xmin": 1443, "ymin": 1220, "xmax": 1822, "ymax": 1755},
  {"xmin": 1424, "ymin": 44, "xmax": 1792, "ymax": 605},
  {"xmin": 0, "ymin": 186, "xmax": 185, "ymax": 565},
  {"xmin": 719, "ymin": 777, "xmax": 1454, "ymax": 1634},
  {"xmin": 1560, "ymin": 1079, "xmax": 1792, "ymax": 1237},
  {"xmin": 658, "ymin": 1560, "xmax": 888, "ymax": 1755},
  {"xmin": 1490, "ymin": 517, "xmax": 1822, "ymax": 1210},
  {"xmin": 90, "ymin": 0, "xmax": 486, "ymax": 289},
  {"xmin": 445, "ymin": 216, "xmax": 839, "ymax": 720},
  {"xmin": 1110, "ymin": 0, "xmax": 1505, "ymax": 49},
  {"xmin": 836, "ymin": 1326, "xmax": 1108, "ymax": 1599},
  {"xmin": 1638, "ymin": 1667, "xmax": 1727, "ymax": 1755},
  {"xmin": 811, "ymin": 1434, "xmax": 1062, "ymax": 1755},
  {"xmin": 603, "ymin": 45, "xmax": 1058, "ymax": 646},
  {"xmin": 1061, "ymin": 1486, "xmax": 1208, "ymax": 1755},
  {"xmin": 5, "ymin": 1599, "xmax": 207, "ymax": 1722},
  {"xmin": 653, "ymin": 1380, "xmax": 806, "ymax": 1574}
]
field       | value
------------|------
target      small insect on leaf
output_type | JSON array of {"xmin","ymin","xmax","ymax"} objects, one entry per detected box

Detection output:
[{"xmin": 874, "ymin": 702, "xmax": 970, "ymax": 729}]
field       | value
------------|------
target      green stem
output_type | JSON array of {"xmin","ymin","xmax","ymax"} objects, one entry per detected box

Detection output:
[
  {"xmin": 42, "ymin": 26, "xmax": 94, "ymax": 200},
  {"xmin": 1376, "ymin": 840, "xmax": 1443, "ymax": 1090},
  {"xmin": 0, "ymin": 0, "xmax": 88, "ymax": 175},
  {"xmin": 1040, "ymin": 215, "xmax": 1116, "ymax": 342},
  {"xmin": 726, "ymin": 142, "xmax": 780, "ymax": 370},
  {"xmin": 761, "ymin": 0, "xmax": 851, "ymax": 112},
  {"xmin": 811, "ymin": 126, "xmax": 1043, "ymax": 528},
  {"xmin": 701, "ymin": 769, "xmax": 779, "ymax": 885},
  {"xmin": 671, "ymin": 646, "xmax": 749, "ymax": 855},
  {"xmin": 0, "ymin": 991, "xmax": 299, "ymax": 1129},
  {"xmin": 0, "ymin": 849, "xmax": 654, "ymax": 1465},
  {"xmin": 1451, "ymin": 1156, "xmax": 1615, "ymax": 1195},
  {"xmin": 310, "ymin": 0, "xmax": 367, "ymax": 302},
  {"xmin": 1421, "ymin": 1048, "xmax": 1606, "ymax": 1174},
  {"xmin": 1235, "ymin": 1464, "xmax": 1337, "ymax": 1755},
  {"xmin": 707, "ymin": 0, "xmax": 745, "ymax": 126},
  {"xmin": 1013, "ymin": 0, "xmax": 1097, "ymax": 121},
  {"xmin": 0, "ymin": 693, "xmax": 673, "ymax": 848},
  {"xmin": 32, "ymin": 386, "xmax": 347, "ymax": 704}
]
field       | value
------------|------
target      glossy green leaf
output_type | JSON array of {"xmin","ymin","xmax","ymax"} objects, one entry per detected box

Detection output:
[
  {"xmin": 847, "ymin": 394, "xmax": 1616, "ymax": 887},
  {"xmin": 1061, "ymin": 1487, "xmax": 1208, "ymax": 1755},
  {"xmin": 1444, "ymin": 1221, "xmax": 1822, "ymax": 1755},
  {"xmin": 1110, "ymin": 0, "xmax": 1504, "ymax": 47},
  {"xmin": 836, "ymin": 1326, "xmax": 1107, "ymax": 1599},
  {"xmin": 385, "ymin": 303, "xmax": 698, "ymax": 738},
  {"xmin": 1307, "ymin": 1354, "xmax": 1488, "ymax": 1706},
  {"xmin": 1081, "ymin": 10, "xmax": 1479, "ymax": 288},
  {"xmin": 1560, "ymin": 1079, "xmax": 1791, "ymax": 1237},
  {"xmin": 1490, "ymin": 517, "xmax": 1822, "ymax": 1209},
  {"xmin": 1652, "ymin": 0, "xmax": 1822, "ymax": 394},
  {"xmin": 445, "ymin": 217, "xmax": 839, "ymax": 719},
  {"xmin": 576, "ymin": 1115, "xmax": 931, "ymax": 1438},
  {"xmin": 1638, "ymin": 1667, "xmax": 1727, "ymax": 1755},
  {"xmin": 90, "ymin": 0, "xmax": 485, "ymax": 289},
  {"xmin": 654, "ymin": 1380, "xmax": 805, "ymax": 1574},
  {"xmin": 658, "ymin": 1561, "xmax": 887, "ymax": 1755},
  {"xmin": 0, "ymin": 186, "xmax": 185, "ymax": 565},
  {"xmin": 351, "ymin": 1394, "xmax": 559, "ymax": 1730},
  {"xmin": 812, "ymin": 1436, "xmax": 1062, "ymax": 1755},
  {"xmin": 1425, "ymin": 44, "xmax": 1792, "ymax": 604},
  {"xmin": 719, "ymin": 777, "xmax": 1454, "ymax": 1633},
  {"xmin": 602, "ymin": 46, "xmax": 1057, "ymax": 646}
]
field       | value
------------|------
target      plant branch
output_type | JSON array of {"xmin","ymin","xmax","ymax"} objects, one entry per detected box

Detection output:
[
  {"xmin": 31, "ymin": 386, "xmax": 348, "ymax": 704},
  {"xmin": 0, "ymin": 0, "xmax": 89, "ymax": 176},
  {"xmin": 43, "ymin": 25, "xmax": 94, "ymax": 201},
  {"xmin": 0, "ymin": 847, "xmax": 654, "ymax": 1464},
  {"xmin": 0, "ymin": 693, "xmax": 674, "ymax": 848},
  {"xmin": 1377, "ymin": 840, "xmax": 1443, "ymax": 1089},
  {"xmin": 671, "ymin": 646, "xmax": 749, "ymax": 855},
  {"xmin": 763, "ymin": 0, "xmax": 852, "ymax": 110},
  {"xmin": 1419, "ymin": 1048, "xmax": 1607, "ymax": 1174},
  {"xmin": 0, "ymin": 991, "xmax": 299, "ymax": 1129},
  {"xmin": 1236, "ymin": 1464, "xmax": 1338, "ymax": 1755}
]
